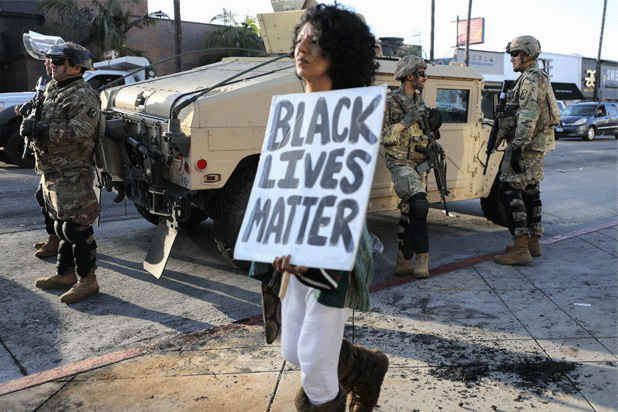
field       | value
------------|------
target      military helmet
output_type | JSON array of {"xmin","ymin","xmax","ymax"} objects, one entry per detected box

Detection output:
[
  {"xmin": 394, "ymin": 55, "xmax": 427, "ymax": 80},
  {"xmin": 506, "ymin": 35, "xmax": 541, "ymax": 59},
  {"xmin": 46, "ymin": 42, "xmax": 93, "ymax": 70}
]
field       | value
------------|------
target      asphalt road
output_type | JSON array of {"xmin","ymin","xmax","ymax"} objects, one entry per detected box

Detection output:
[{"xmin": 0, "ymin": 137, "xmax": 616, "ymax": 383}]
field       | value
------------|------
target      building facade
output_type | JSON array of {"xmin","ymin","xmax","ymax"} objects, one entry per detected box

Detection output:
[
  {"xmin": 0, "ymin": 0, "xmax": 224, "ymax": 92},
  {"xmin": 453, "ymin": 48, "xmax": 618, "ymax": 117}
]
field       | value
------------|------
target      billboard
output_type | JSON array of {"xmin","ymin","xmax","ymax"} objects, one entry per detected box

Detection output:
[{"xmin": 457, "ymin": 17, "xmax": 485, "ymax": 46}]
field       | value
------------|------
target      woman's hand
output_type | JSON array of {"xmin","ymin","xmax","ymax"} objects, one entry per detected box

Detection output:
[{"xmin": 273, "ymin": 255, "xmax": 309, "ymax": 275}]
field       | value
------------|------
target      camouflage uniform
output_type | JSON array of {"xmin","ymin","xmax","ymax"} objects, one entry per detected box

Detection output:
[
  {"xmin": 381, "ymin": 86, "xmax": 430, "ymax": 258},
  {"xmin": 498, "ymin": 62, "xmax": 560, "ymax": 238},
  {"xmin": 32, "ymin": 76, "xmax": 103, "ymax": 278}
]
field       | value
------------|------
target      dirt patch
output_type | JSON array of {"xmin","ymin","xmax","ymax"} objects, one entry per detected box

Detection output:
[
  {"xmin": 496, "ymin": 358, "xmax": 578, "ymax": 388},
  {"xmin": 428, "ymin": 357, "xmax": 578, "ymax": 390},
  {"xmin": 429, "ymin": 363, "xmax": 490, "ymax": 385}
]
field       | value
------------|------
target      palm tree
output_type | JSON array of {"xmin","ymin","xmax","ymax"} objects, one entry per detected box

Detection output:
[
  {"xmin": 36, "ymin": 0, "xmax": 167, "ymax": 59},
  {"xmin": 201, "ymin": 9, "xmax": 264, "ymax": 65}
]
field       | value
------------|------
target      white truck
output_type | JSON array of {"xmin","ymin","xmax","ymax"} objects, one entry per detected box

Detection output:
[{"xmin": 0, "ymin": 56, "xmax": 154, "ymax": 168}]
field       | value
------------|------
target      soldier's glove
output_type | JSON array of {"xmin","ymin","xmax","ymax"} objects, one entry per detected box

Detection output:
[
  {"xmin": 400, "ymin": 109, "xmax": 424, "ymax": 128},
  {"xmin": 20, "ymin": 119, "xmax": 49, "ymax": 139},
  {"xmin": 16, "ymin": 101, "xmax": 34, "ymax": 117},
  {"xmin": 510, "ymin": 146, "xmax": 523, "ymax": 174}
]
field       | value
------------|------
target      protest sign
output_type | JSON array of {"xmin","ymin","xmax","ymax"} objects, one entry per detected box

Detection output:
[{"xmin": 234, "ymin": 84, "xmax": 387, "ymax": 271}]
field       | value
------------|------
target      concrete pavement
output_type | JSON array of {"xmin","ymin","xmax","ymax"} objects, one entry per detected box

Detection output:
[{"xmin": 1, "ymin": 223, "xmax": 616, "ymax": 412}]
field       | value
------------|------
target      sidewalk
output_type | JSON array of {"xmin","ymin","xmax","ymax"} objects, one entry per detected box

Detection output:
[{"xmin": 1, "ymin": 223, "xmax": 616, "ymax": 412}]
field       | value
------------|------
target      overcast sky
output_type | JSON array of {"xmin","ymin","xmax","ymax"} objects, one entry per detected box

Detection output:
[{"xmin": 148, "ymin": 0, "xmax": 618, "ymax": 61}]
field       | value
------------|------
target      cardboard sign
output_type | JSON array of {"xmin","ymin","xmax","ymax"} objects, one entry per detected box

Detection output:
[{"xmin": 234, "ymin": 84, "xmax": 387, "ymax": 271}]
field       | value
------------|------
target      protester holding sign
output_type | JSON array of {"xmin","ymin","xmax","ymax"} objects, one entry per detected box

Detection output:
[
  {"xmin": 381, "ymin": 55, "xmax": 441, "ymax": 279},
  {"xmin": 246, "ymin": 4, "xmax": 388, "ymax": 412}
]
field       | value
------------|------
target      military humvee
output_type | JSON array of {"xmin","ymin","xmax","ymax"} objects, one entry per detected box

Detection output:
[{"xmin": 97, "ymin": 3, "xmax": 505, "ymax": 275}]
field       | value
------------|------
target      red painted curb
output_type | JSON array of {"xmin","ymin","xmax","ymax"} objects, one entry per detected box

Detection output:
[
  {"xmin": 0, "ymin": 316, "xmax": 262, "ymax": 397},
  {"xmin": 1, "ymin": 221, "xmax": 615, "ymax": 396}
]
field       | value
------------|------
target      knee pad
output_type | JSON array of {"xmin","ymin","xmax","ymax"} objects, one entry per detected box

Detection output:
[
  {"xmin": 408, "ymin": 193, "xmax": 429, "ymax": 220},
  {"xmin": 35, "ymin": 186, "xmax": 45, "ymax": 208},
  {"xmin": 62, "ymin": 222, "xmax": 95, "ymax": 245},
  {"xmin": 499, "ymin": 182, "xmax": 520, "ymax": 206}
]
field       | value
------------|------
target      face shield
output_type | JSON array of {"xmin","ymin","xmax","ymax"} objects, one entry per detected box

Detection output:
[{"xmin": 23, "ymin": 31, "xmax": 66, "ymax": 60}]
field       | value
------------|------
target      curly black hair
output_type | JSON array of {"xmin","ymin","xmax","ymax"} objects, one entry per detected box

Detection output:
[{"xmin": 292, "ymin": 3, "xmax": 377, "ymax": 90}]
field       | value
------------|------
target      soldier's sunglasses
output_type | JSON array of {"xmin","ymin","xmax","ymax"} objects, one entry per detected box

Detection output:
[
  {"xmin": 509, "ymin": 51, "xmax": 521, "ymax": 58},
  {"xmin": 47, "ymin": 57, "xmax": 68, "ymax": 66},
  {"xmin": 417, "ymin": 71, "xmax": 427, "ymax": 77}
]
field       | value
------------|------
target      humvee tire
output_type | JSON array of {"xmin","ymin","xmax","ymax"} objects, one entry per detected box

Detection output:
[
  {"xmin": 212, "ymin": 165, "xmax": 257, "ymax": 271},
  {"xmin": 480, "ymin": 174, "xmax": 508, "ymax": 227}
]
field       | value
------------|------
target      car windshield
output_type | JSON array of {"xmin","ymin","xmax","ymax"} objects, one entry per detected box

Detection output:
[{"xmin": 562, "ymin": 105, "xmax": 596, "ymax": 116}]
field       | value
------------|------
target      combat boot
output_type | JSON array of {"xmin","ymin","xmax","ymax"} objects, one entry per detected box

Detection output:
[
  {"xmin": 35, "ymin": 267, "xmax": 77, "ymax": 290},
  {"xmin": 338, "ymin": 339, "xmax": 389, "ymax": 412},
  {"xmin": 294, "ymin": 385, "xmax": 346, "ymax": 412},
  {"xmin": 528, "ymin": 235, "xmax": 542, "ymax": 257},
  {"xmin": 60, "ymin": 267, "xmax": 99, "ymax": 304},
  {"xmin": 413, "ymin": 252, "xmax": 430, "ymax": 279},
  {"xmin": 34, "ymin": 234, "xmax": 60, "ymax": 258},
  {"xmin": 494, "ymin": 235, "xmax": 532, "ymax": 265},
  {"xmin": 394, "ymin": 249, "xmax": 414, "ymax": 277},
  {"xmin": 504, "ymin": 234, "xmax": 542, "ymax": 257}
]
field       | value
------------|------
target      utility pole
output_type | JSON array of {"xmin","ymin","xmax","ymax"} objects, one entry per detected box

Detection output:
[
  {"xmin": 174, "ymin": 0, "xmax": 182, "ymax": 73},
  {"xmin": 464, "ymin": 0, "xmax": 472, "ymax": 66},
  {"xmin": 430, "ymin": 0, "xmax": 435, "ymax": 62},
  {"xmin": 593, "ymin": 0, "xmax": 607, "ymax": 101}
]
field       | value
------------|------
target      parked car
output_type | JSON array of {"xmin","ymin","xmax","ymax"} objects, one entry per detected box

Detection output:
[
  {"xmin": 555, "ymin": 102, "xmax": 618, "ymax": 141},
  {"xmin": 556, "ymin": 100, "xmax": 566, "ymax": 111}
]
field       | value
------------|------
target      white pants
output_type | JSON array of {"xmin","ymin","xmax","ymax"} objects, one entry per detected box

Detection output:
[{"xmin": 281, "ymin": 275, "xmax": 352, "ymax": 405}]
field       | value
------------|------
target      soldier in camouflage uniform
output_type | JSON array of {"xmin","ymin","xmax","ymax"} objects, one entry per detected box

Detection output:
[
  {"xmin": 20, "ymin": 42, "xmax": 104, "ymax": 303},
  {"xmin": 493, "ymin": 35, "xmax": 561, "ymax": 266},
  {"xmin": 381, "ymin": 55, "xmax": 437, "ymax": 278},
  {"xmin": 16, "ymin": 64, "xmax": 61, "ymax": 259}
]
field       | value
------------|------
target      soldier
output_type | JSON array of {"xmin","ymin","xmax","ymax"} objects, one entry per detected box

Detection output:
[
  {"xmin": 20, "ymin": 40, "xmax": 104, "ymax": 303},
  {"xmin": 381, "ymin": 55, "xmax": 436, "ymax": 278},
  {"xmin": 493, "ymin": 35, "xmax": 561, "ymax": 265},
  {"xmin": 15, "ymin": 61, "xmax": 60, "ymax": 259}
]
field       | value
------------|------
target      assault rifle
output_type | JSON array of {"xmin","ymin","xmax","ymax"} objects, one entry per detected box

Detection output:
[
  {"xmin": 22, "ymin": 76, "xmax": 48, "ymax": 159},
  {"xmin": 415, "ymin": 108, "xmax": 450, "ymax": 215},
  {"xmin": 483, "ymin": 80, "xmax": 511, "ymax": 175}
]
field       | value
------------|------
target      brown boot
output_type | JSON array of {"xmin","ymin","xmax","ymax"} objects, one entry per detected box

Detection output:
[
  {"xmin": 528, "ymin": 235, "xmax": 542, "ymax": 257},
  {"xmin": 394, "ymin": 250, "xmax": 414, "ymax": 277},
  {"xmin": 413, "ymin": 252, "xmax": 430, "ymax": 279},
  {"xmin": 35, "ymin": 267, "xmax": 77, "ymax": 290},
  {"xmin": 338, "ymin": 339, "xmax": 389, "ymax": 412},
  {"xmin": 494, "ymin": 235, "xmax": 532, "ymax": 265},
  {"xmin": 60, "ymin": 267, "xmax": 99, "ymax": 304},
  {"xmin": 504, "ymin": 235, "xmax": 542, "ymax": 257},
  {"xmin": 34, "ymin": 234, "xmax": 60, "ymax": 258},
  {"xmin": 294, "ymin": 384, "xmax": 346, "ymax": 412}
]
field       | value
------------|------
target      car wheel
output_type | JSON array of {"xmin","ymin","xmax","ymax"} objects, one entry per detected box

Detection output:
[
  {"xmin": 480, "ymin": 174, "xmax": 508, "ymax": 227},
  {"xmin": 212, "ymin": 165, "xmax": 257, "ymax": 271},
  {"xmin": 583, "ymin": 126, "xmax": 596, "ymax": 141},
  {"xmin": 5, "ymin": 127, "xmax": 35, "ymax": 168}
]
